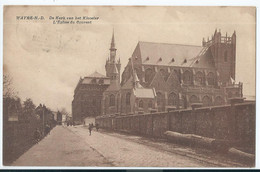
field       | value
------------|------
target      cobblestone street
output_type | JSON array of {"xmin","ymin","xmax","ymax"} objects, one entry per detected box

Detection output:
[{"xmin": 12, "ymin": 125, "xmax": 248, "ymax": 167}]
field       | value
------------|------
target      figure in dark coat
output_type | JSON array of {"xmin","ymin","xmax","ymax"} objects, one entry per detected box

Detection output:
[
  {"xmin": 45, "ymin": 125, "xmax": 50, "ymax": 135},
  {"xmin": 34, "ymin": 128, "xmax": 41, "ymax": 144},
  {"xmin": 88, "ymin": 123, "xmax": 93, "ymax": 136},
  {"xmin": 95, "ymin": 123, "xmax": 99, "ymax": 131}
]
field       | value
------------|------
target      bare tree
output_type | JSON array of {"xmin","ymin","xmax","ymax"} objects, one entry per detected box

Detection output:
[
  {"xmin": 3, "ymin": 74, "xmax": 17, "ymax": 99},
  {"xmin": 60, "ymin": 107, "xmax": 69, "ymax": 116}
]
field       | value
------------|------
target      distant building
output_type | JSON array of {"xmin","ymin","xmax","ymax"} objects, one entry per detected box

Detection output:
[
  {"xmin": 72, "ymin": 72, "xmax": 110, "ymax": 122},
  {"xmin": 56, "ymin": 111, "xmax": 62, "ymax": 125},
  {"xmin": 35, "ymin": 104, "xmax": 55, "ymax": 124},
  {"xmin": 73, "ymin": 29, "xmax": 243, "ymax": 122}
]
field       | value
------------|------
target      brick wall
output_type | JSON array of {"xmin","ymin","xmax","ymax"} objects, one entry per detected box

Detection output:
[{"xmin": 96, "ymin": 102, "xmax": 255, "ymax": 148}]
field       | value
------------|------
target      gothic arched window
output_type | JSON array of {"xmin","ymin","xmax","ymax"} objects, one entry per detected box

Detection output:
[
  {"xmin": 207, "ymin": 72, "xmax": 215, "ymax": 86},
  {"xmin": 126, "ymin": 92, "xmax": 131, "ymax": 105},
  {"xmin": 195, "ymin": 71, "xmax": 204, "ymax": 85},
  {"xmin": 202, "ymin": 96, "xmax": 212, "ymax": 107},
  {"xmin": 160, "ymin": 69, "xmax": 167, "ymax": 81},
  {"xmin": 109, "ymin": 94, "xmax": 115, "ymax": 106},
  {"xmin": 168, "ymin": 92, "xmax": 177, "ymax": 106},
  {"xmin": 139, "ymin": 100, "xmax": 143, "ymax": 108},
  {"xmin": 183, "ymin": 70, "xmax": 192, "ymax": 85},
  {"xmin": 190, "ymin": 95, "xmax": 199, "ymax": 104},
  {"xmin": 145, "ymin": 68, "xmax": 153, "ymax": 83}
]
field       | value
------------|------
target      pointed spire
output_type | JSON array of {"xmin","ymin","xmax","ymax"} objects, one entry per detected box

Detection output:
[
  {"xmin": 110, "ymin": 28, "xmax": 115, "ymax": 49},
  {"xmin": 233, "ymin": 30, "xmax": 236, "ymax": 36}
]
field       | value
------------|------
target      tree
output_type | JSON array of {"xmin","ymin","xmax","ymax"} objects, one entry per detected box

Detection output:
[
  {"xmin": 3, "ymin": 74, "xmax": 17, "ymax": 99},
  {"xmin": 3, "ymin": 74, "xmax": 21, "ymax": 122},
  {"xmin": 23, "ymin": 98, "xmax": 36, "ymax": 116},
  {"xmin": 60, "ymin": 108, "xmax": 69, "ymax": 116}
]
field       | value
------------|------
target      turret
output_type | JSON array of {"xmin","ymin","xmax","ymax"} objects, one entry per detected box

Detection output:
[
  {"xmin": 208, "ymin": 29, "xmax": 237, "ymax": 84},
  {"xmin": 105, "ymin": 30, "xmax": 121, "ymax": 84},
  {"xmin": 109, "ymin": 30, "xmax": 117, "ymax": 63},
  {"xmin": 231, "ymin": 30, "xmax": 236, "ymax": 44}
]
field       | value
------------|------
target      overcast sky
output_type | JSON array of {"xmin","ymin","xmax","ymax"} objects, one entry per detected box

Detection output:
[{"xmin": 3, "ymin": 6, "xmax": 255, "ymax": 113}]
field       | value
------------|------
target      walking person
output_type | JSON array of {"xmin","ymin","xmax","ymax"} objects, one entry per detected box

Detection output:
[
  {"xmin": 34, "ymin": 128, "xmax": 41, "ymax": 144},
  {"xmin": 45, "ymin": 124, "xmax": 50, "ymax": 136},
  {"xmin": 88, "ymin": 123, "xmax": 93, "ymax": 136},
  {"xmin": 95, "ymin": 123, "xmax": 99, "ymax": 131}
]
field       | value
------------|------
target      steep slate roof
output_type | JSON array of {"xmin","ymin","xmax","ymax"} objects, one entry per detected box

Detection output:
[
  {"xmin": 137, "ymin": 41, "xmax": 213, "ymax": 68},
  {"xmin": 189, "ymin": 48, "xmax": 215, "ymax": 68},
  {"xmin": 121, "ymin": 75, "xmax": 134, "ymax": 90},
  {"xmin": 86, "ymin": 71, "xmax": 108, "ymax": 78}
]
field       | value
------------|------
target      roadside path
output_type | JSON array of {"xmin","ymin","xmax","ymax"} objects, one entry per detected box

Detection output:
[{"xmin": 12, "ymin": 126, "xmax": 113, "ymax": 166}]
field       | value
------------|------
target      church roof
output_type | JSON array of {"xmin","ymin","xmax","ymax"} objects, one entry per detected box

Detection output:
[
  {"xmin": 121, "ymin": 75, "xmax": 134, "ymax": 90},
  {"xmin": 136, "ymin": 41, "xmax": 212, "ymax": 68},
  {"xmin": 86, "ymin": 71, "xmax": 108, "ymax": 78}
]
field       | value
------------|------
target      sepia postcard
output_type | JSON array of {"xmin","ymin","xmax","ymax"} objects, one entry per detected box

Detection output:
[{"xmin": 1, "ymin": 5, "xmax": 257, "ymax": 168}]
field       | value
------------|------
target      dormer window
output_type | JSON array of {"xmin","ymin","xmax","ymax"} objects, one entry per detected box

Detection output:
[
  {"xmin": 159, "ymin": 57, "xmax": 162, "ymax": 61},
  {"xmin": 196, "ymin": 60, "xmax": 199, "ymax": 64},
  {"xmin": 171, "ymin": 58, "xmax": 175, "ymax": 62},
  {"xmin": 184, "ymin": 59, "xmax": 187, "ymax": 63},
  {"xmin": 146, "ymin": 56, "xmax": 149, "ymax": 61}
]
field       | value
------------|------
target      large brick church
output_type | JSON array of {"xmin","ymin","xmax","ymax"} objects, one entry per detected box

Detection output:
[{"xmin": 72, "ymin": 29, "xmax": 243, "ymax": 122}]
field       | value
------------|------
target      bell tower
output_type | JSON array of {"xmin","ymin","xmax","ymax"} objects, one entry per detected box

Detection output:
[
  {"xmin": 105, "ymin": 30, "xmax": 121, "ymax": 84},
  {"xmin": 208, "ymin": 29, "xmax": 236, "ymax": 84}
]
